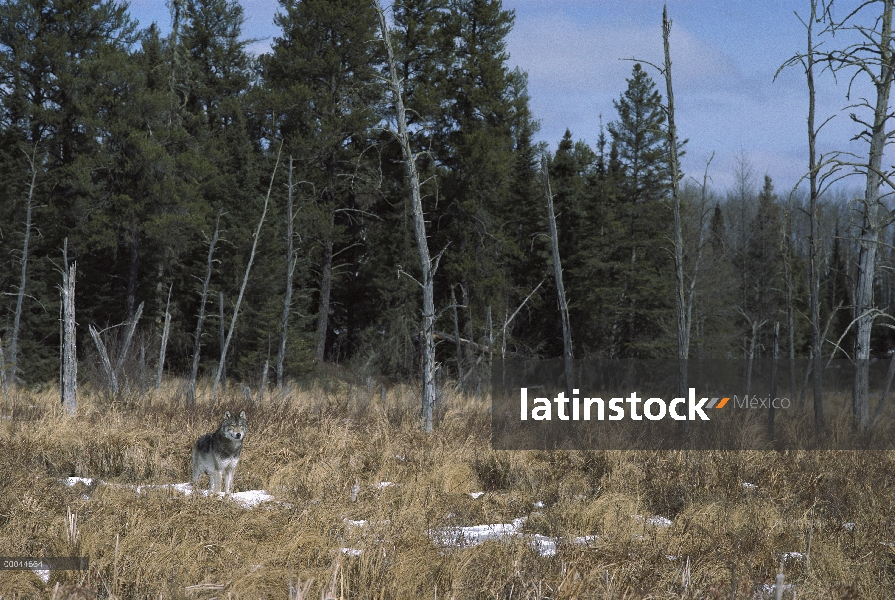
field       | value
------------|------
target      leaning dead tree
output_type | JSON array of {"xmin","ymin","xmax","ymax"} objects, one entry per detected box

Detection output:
[
  {"xmin": 377, "ymin": 2, "xmax": 441, "ymax": 432},
  {"xmin": 7, "ymin": 144, "xmax": 39, "ymax": 391},
  {"xmin": 188, "ymin": 211, "xmax": 221, "ymax": 401},
  {"xmin": 157, "ymin": 286, "xmax": 172, "ymax": 391},
  {"xmin": 89, "ymin": 302, "xmax": 143, "ymax": 397},
  {"xmin": 541, "ymin": 156, "xmax": 574, "ymax": 397},
  {"xmin": 823, "ymin": 0, "xmax": 895, "ymax": 428},
  {"xmin": 212, "ymin": 146, "xmax": 281, "ymax": 402},
  {"xmin": 277, "ymin": 157, "xmax": 299, "ymax": 390}
]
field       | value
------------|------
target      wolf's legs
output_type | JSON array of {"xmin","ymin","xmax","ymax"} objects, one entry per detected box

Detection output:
[{"xmin": 223, "ymin": 465, "xmax": 236, "ymax": 494}]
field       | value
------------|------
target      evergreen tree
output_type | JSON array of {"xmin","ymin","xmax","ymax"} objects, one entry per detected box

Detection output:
[
  {"xmin": 262, "ymin": 0, "xmax": 383, "ymax": 364},
  {"xmin": 742, "ymin": 175, "xmax": 785, "ymax": 355},
  {"xmin": 548, "ymin": 130, "xmax": 594, "ymax": 356},
  {"xmin": 430, "ymin": 0, "xmax": 520, "ymax": 362},
  {"xmin": 603, "ymin": 63, "xmax": 675, "ymax": 357},
  {"xmin": 0, "ymin": 0, "xmax": 138, "ymax": 380}
]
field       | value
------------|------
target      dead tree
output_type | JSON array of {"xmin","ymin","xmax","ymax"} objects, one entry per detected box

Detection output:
[
  {"xmin": 777, "ymin": 0, "xmax": 842, "ymax": 431},
  {"xmin": 89, "ymin": 303, "xmax": 143, "ymax": 397},
  {"xmin": 212, "ymin": 147, "xmax": 281, "ymax": 401},
  {"xmin": 663, "ymin": 6, "xmax": 691, "ymax": 398},
  {"xmin": 625, "ymin": 9, "xmax": 707, "ymax": 398},
  {"xmin": 450, "ymin": 286, "xmax": 463, "ymax": 382},
  {"xmin": 157, "ymin": 288, "xmax": 171, "ymax": 391},
  {"xmin": 277, "ymin": 157, "xmax": 299, "ymax": 390},
  {"xmin": 377, "ymin": 3, "xmax": 441, "ymax": 432},
  {"xmin": 188, "ymin": 211, "xmax": 221, "ymax": 401},
  {"xmin": 501, "ymin": 279, "xmax": 545, "ymax": 360},
  {"xmin": 61, "ymin": 261, "xmax": 77, "ymax": 416},
  {"xmin": 824, "ymin": 0, "xmax": 895, "ymax": 428},
  {"xmin": 219, "ymin": 292, "xmax": 227, "ymax": 392},
  {"xmin": 116, "ymin": 302, "xmax": 143, "ymax": 377},
  {"xmin": 89, "ymin": 324, "xmax": 117, "ymax": 395},
  {"xmin": 769, "ymin": 321, "xmax": 780, "ymax": 438},
  {"xmin": 7, "ymin": 145, "xmax": 39, "ymax": 391},
  {"xmin": 541, "ymin": 155, "xmax": 574, "ymax": 397}
]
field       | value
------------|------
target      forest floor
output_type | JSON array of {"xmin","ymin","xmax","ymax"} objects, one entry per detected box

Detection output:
[{"xmin": 1, "ymin": 377, "xmax": 894, "ymax": 599}]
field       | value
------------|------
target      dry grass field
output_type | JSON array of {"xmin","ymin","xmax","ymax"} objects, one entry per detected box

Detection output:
[{"xmin": 1, "ymin": 377, "xmax": 895, "ymax": 599}]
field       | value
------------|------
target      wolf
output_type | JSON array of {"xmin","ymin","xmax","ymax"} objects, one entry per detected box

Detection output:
[{"xmin": 191, "ymin": 410, "xmax": 247, "ymax": 494}]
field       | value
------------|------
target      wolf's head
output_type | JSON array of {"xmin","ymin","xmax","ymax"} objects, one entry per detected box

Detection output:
[{"xmin": 221, "ymin": 410, "xmax": 248, "ymax": 442}]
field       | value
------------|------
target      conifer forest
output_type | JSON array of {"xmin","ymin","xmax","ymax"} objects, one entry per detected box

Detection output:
[{"xmin": 0, "ymin": 0, "xmax": 893, "ymax": 422}]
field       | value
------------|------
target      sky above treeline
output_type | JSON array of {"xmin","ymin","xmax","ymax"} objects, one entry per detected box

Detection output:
[{"xmin": 127, "ymin": 0, "xmax": 881, "ymax": 196}]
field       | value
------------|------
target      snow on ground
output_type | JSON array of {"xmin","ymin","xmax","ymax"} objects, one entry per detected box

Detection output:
[
  {"xmin": 430, "ymin": 517, "xmax": 599, "ymax": 557},
  {"xmin": 61, "ymin": 477, "xmax": 605, "ymax": 558},
  {"xmin": 60, "ymin": 477, "xmax": 276, "ymax": 508},
  {"xmin": 633, "ymin": 514, "xmax": 673, "ymax": 528}
]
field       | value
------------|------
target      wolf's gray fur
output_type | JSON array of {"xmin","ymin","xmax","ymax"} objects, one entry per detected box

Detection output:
[{"xmin": 191, "ymin": 410, "xmax": 247, "ymax": 494}]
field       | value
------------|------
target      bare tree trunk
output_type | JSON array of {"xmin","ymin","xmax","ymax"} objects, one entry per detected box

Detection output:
[
  {"xmin": 125, "ymin": 241, "xmax": 139, "ymax": 320},
  {"xmin": 61, "ymin": 261, "xmax": 77, "ymax": 416},
  {"xmin": 157, "ymin": 290, "xmax": 171, "ymax": 391},
  {"xmin": 315, "ymin": 227, "xmax": 333, "ymax": 364},
  {"xmin": 769, "ymin": 322, "xmax": 779, "ymax": 438},
  {"xmin": 807, "ymin": 0, "xmax": 825, "ymax": 431},
  {"xmin": 116, "ymin": 301, "xmax": 143, "ymax": 381},
  {"xmin": 377, "ymin": 4, "xmax": 440, "ymax": 432},
  {"xmin": 663, "ymin": 6, "xmax": 690, "ymax": 399},
  {"xmin": 219, "ymin": 292, "xmax": 227, "ymax": 393},
  {"xmin": 89, "ymin": 325, "xmax": 117, "ymax": 396},
  {"xmin": 8, "ymin": 145, "xmax": 39, "ymax": 391},
  {"xmin": 501, "ymin": 279, "xmax": 545, "ymax": 359},
  {"xmin": 257, "ymin": 359, "xmax": 269, "ymax": 405},
  {"xmin": 188, "ymin": 212, "xmax": 221, "ymax": 402},
  {"xmin": 874, "ymin": 350, "xmax": 895, "ymax": 417},
  {"xmin": 781, "ymin": 197, "xmax": 797, "ymax": 400},
  {"xmin": 541, "ymin": 155, "xmax": 574, "ymax": 397},
  {"xmin": 277, "ymin": 157, "xmax": 298, "ymax": 389},
  {"xmin": 851, "ymin": 1, "xmax": 895, "ymax": 429},
  {"xmin": 212, "ymin": 148, "xmax": 281, "ymax": 401},
  {"xmin": 742, "ymin": 315, "xmax": 766, "ymax": 400},
  {"xmin": 450, "ymin": 285, "xmax": 463, "ymax": 382}
]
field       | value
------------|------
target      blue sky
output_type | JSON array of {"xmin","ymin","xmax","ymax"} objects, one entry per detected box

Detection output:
[{"xmin": 126, "ymin": 0, "xmax": 875, "ymax": 195}]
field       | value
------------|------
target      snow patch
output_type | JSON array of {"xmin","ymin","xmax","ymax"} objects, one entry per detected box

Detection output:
[
  {"xmin": 64, "ymin": 477, "xmax": 94, "ymax": 487},
  {"xmin": 634, "ymin": 515, "xmax": 672, "ymax": 528},
  {"xmin": 469, "ymin": 491, "xmax": 485, "ymax": 499},
  {"xmin": 230, "ymin": 490, "xmax": 275, "ymax": 508},
  {"xmin": 431, "ymin": 517, "xmax": 597, "ymax": 557},
  {"xmin": 59, "ymin": 478, "xmax": 276, "ymax": 508}
]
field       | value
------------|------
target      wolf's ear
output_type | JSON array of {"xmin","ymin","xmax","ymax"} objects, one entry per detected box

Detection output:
[
  {"xmin": 239, "ymin": 410, "xmax": 246, "ymax": 421},
  {"xmin": 224, "ymin": 411, "xmax": 231, "ymax": 419}
]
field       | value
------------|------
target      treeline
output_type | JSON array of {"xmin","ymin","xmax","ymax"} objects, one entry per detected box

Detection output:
[{"xmin": 0, "ymin": 0, "xmax": 886, "ymax": 390}]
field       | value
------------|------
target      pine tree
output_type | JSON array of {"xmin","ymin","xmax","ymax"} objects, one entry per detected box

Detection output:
[
  {"xmin": 262, "ymin": 0, "xmax": 383, "ymax": 364},
  {"xmin": 604, "ymin": 63, "xmax": 675, "ymax": 358},
  {"xmin": 430, "ymin": 0, "xmax": 520, "ymax": 363},
  {"xmin": 0, "ymin": 0, "xmax": 138, "ymax": 380},
  {"xmin": 548, "ymin": 130, "xmax": 594, "ymax": 356},
  {"xmin": 743, "ymin": 175, "xmax": 785, "ymax": 355}
]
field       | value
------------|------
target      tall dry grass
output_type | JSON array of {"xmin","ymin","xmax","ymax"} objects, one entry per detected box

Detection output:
[{"xmin": 0, "ymin": 378, "xmax": 894, "ymax": 598}]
